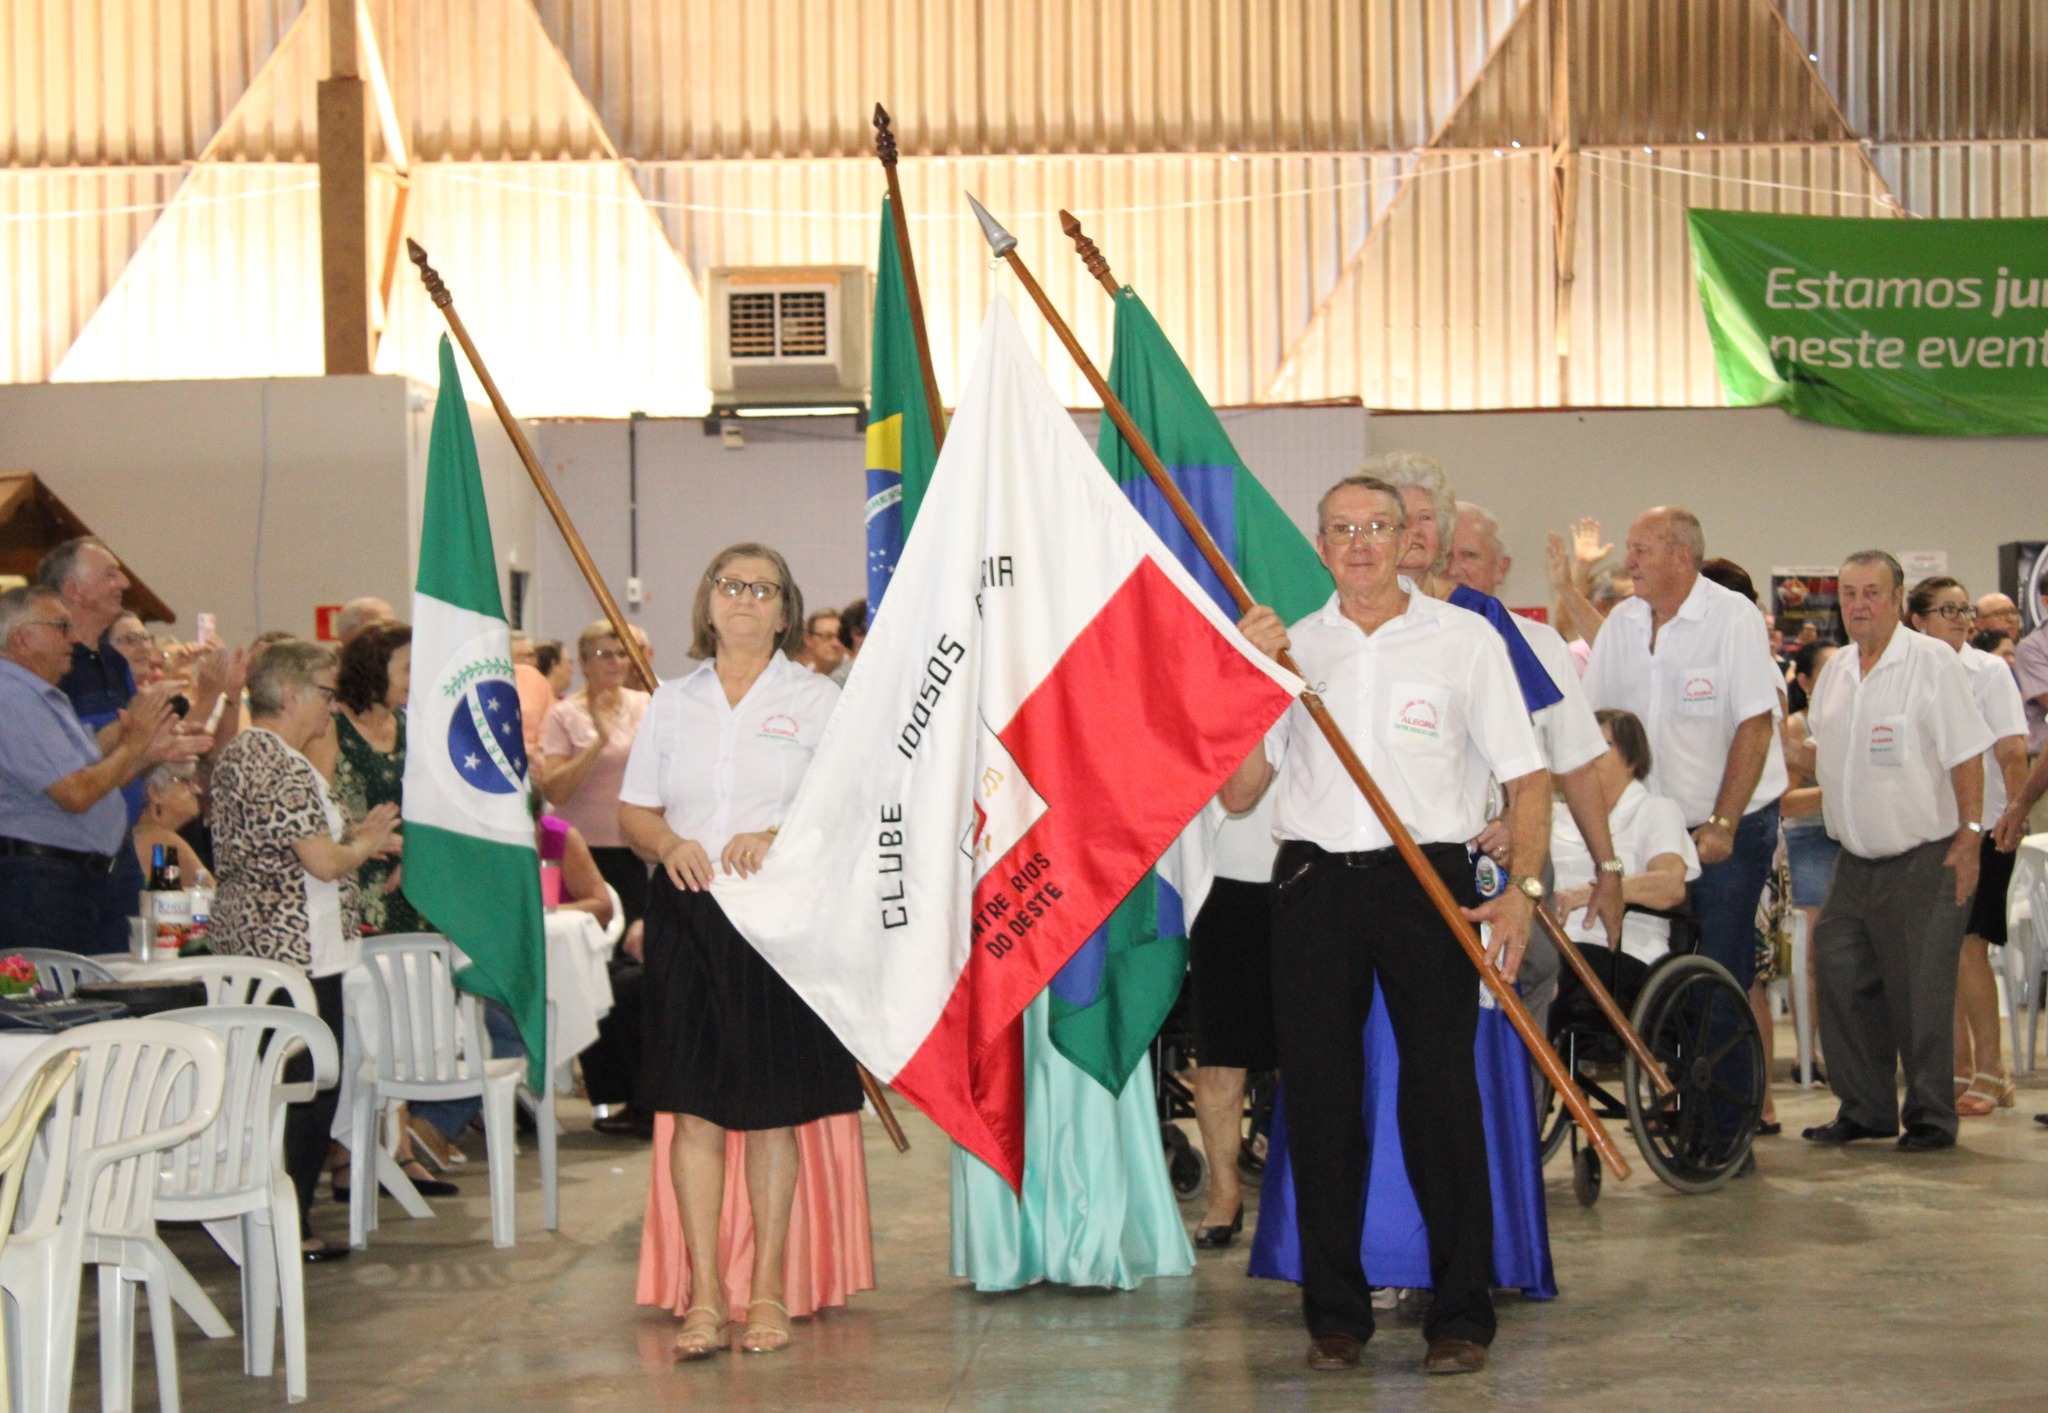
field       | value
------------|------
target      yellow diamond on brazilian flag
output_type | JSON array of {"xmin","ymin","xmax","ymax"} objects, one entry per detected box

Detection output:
[{"xmin": 865, "ymin": 193, "xmax": 942, "ymax": 607}]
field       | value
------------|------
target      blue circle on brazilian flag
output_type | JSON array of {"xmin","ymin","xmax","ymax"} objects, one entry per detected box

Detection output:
[{"xmin": 446, "ymin": 676, "xmax": 529, "ymax": 795}]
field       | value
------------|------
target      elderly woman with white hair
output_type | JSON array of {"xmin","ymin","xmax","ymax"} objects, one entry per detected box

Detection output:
[
  {"xmin": 210, "ymin": 638, "xmax": 401, "ymax": 1262},
  {"xmin": 1365, "ymin": 449, "xmax": 1459, "ymax": 597}
]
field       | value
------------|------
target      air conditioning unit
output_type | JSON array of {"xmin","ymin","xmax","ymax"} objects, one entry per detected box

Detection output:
[{"xmin": 705, "ymin": 266, "xmax": 869, "ymax": 416}]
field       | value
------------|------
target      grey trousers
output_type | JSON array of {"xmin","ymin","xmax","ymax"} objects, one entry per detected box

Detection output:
[{"xmin": 1814, "ymin": 839, "xmax": 1972, "ymax": 1137}]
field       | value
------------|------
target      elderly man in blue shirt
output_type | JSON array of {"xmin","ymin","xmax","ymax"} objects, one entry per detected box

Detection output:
[{"xmin": 0, "ymin": 585, "xmax": 196, "ymax": 953}]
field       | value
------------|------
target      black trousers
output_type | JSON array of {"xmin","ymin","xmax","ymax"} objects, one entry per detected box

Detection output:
[
  {"xmin": 1271, "ymin": 840, "xmax": 1494, "ymax": 1347},
  {"xmin": 580, "ymin": 957, "xmax": 644, "ymax": 1107},
  {"xmin": 283, "ymin": 971, "xmax": 346, "ymax": 1231},
  {"xmin": 590, "ymin": 846, "xmax": 651, "ymax": 927}
]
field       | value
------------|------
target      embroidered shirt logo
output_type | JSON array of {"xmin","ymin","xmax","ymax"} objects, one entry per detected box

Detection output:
[
  {"xmin": 1682, "ymin": 675, "xmax": 1717, "ymax": 704},
  {"xmin": 757, "ymin": 714, "xmax": 799, "ymax": 741},
  {"xmin": 1395, "ymin": 697, "xmax": 1441, "ymax": 740}
]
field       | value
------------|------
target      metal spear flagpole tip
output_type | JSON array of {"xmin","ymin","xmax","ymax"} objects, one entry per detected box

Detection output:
[
  {"xmin": 406, "ymin": 238, "xmax": 452, "ymax": 310},
  {"xmin": 965, "ymin": 194, "xmax": 1018, "ymax": 257},
  {"xmin": 871, "ymin": 103, "xmax": 899, "ymax": 165}
]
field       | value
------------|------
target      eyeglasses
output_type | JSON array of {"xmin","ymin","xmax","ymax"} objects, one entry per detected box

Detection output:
[
  {"xmin": 19, "ymin": 618, "xmax": 73, "ymax": 635},
  {"xmin": 1924, "ymin": 604, "xmax": 1976, "ymax": 621},
  {"xmin": 711, "ymin": 576, "xmax": 784, "ymax": 603},
  {"xmin": 111, "ymin": 632, "xmax": 154, "ymax": 650},
  {"xmin": 585, "ymin": 647, "xmax": 627, "ymax": 662},
  {"xmin": 1321, "ymin": 520, "xmax": 1402, "ymax": 546}
]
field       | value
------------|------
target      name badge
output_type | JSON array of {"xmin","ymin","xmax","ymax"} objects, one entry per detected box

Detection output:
[
  {"xmin": 1867, "ymin": 715, "xmax": 1905, "ymax": 768},
  {"xmin": 1676, "ymin": 665, "xmax": 1721, "ymax": 717}
]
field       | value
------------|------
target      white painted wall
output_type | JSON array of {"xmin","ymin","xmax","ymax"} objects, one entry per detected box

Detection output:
[{"xmin": 0, "ymin": 375, "xmax": 536, "ymax": 647}]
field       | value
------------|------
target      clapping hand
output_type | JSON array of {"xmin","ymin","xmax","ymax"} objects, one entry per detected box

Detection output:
[{"xmin": 356, "ymin": 802, "xmax": 403, "ymax": 857}]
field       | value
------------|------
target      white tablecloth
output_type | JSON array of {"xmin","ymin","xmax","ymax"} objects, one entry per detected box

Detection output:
[{"xmin": 542, "ymin": 909, "xmax": 615, "ymax": 1061}]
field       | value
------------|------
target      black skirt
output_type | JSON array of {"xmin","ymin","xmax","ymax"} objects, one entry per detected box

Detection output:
[
  {"xmin": 1188, "ymin": 877, "xmax": 1279, "ymax": 1071},
  {"xmin": 639, "ymin": 871, "xmax": 863, "ymax": 1130}
]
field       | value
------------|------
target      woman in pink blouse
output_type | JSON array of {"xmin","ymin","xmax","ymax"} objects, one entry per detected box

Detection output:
[{"xmin": 538, "ymin": 620, "xmax": 652, "ymax": 923}]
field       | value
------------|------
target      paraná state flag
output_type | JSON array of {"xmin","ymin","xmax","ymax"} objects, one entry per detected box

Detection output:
[
  {"xmin": 713, "ymin": 297, "xmax": 1301, "ymax": 1188},
  {"xmin": 864, "ymin": 193, "xmax": 943, "ymax": 608},
  {"xmin": 1045, "ymin": 287, "xmax": 1333, "ymax": 1093},
  {"xmin": 400, "ymin": 335, "xmax": 548, "ymax": 1090}
]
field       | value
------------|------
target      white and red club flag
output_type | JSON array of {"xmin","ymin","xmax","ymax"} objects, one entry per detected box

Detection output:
[{"xmin": 712, "ymin": 297, "xmax": 1300, "ymax": 1189}]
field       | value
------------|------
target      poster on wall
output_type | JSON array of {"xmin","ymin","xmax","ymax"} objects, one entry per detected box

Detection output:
[
  {"xmin": 1772, "ymin": 568, "xmax": 1842, "ymax": 648},
  {"xmin": 1689, "ymin": 210, "xmax": 2048, "ymax": 436}
]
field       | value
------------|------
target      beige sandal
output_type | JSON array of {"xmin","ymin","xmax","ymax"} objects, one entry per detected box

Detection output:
[
  {"xmin": 672, "ymin": 1303, "xmax": 729, "ymax": 1361},
  {"xmin": 738, "ymin": 1297, "xmax": 791, "ymax": 1354},
  {"xmin": 1957, "ymin": 1071, "xmax": 2016, "ymax": 1118}
]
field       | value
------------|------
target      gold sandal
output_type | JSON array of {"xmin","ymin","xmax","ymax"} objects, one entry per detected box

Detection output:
[
  {"xmin": 738, "ymin": 1297, "xmax": 790, "ymax": 1354},
  {"xmin": 672, "ymin": 1303, "xmax": 729, "ymax": 1361}
]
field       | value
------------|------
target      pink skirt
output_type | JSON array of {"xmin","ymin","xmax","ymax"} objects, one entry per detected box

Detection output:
[{"xmin": 635, "ymin": 1112, "xmax": 875, "ymax": 1318}]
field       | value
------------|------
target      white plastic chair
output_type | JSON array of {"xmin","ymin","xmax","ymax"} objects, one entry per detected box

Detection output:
[
  {"xmin": 348, "ymin": 938, "xmax": 523, "ymax": 1249},
  {"xmin": 0, "ymin": 1048, "xmax": 80, "ymax": 1413},
  {"xmin": 515, "ymin": 1005, "xmax": 560, "ymax": 1234},
  {"xmin": 0, "ymin": 1020, "xmax": 226, "ymax": 1413},
  {"xmin": 600, "ymin": 885, "xmax": 626, "ymax": 947},
  {"xmin": 131, "ymin": 959, "xmax": 317, "ymax": 1015},
  {"xmin": 9, "ymin": 949, "xmax": 116, "ymax": 998},
  {"xmin": 154, "ymin": 1005, "xmax": 336, "ymax": 1405}
]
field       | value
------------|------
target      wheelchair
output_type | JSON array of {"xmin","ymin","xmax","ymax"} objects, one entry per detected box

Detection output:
[
  {"xmin": 1532, "ymin": 906, "xmax": 1766, "ymax": 1207},
  {"xmin": 1152, "ymin": 978, "xmax": 1273, "ymax": 1199}
]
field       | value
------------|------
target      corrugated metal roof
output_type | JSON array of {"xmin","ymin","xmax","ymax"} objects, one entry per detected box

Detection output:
[
  {"xmin": 0, "ymin": 0, "xmax": 307, "ymax": 165},
  {"xmin": 635, "ymin": 152, "xmax": 1407, "ymax": 406},
  {"xmin": 537, "ymin": 0, "xmax": 1527, "ymax": 160},
  {"xmin": 1567, "ymin": 143, "xmax": 1900, "ymax": 407},
  {"xmin": 0, "ymin": 168, "xmax": 185, "ymax": 380},
  {"xmin": 1782, "ymin": 0, "xmax": 2048, "ymax": 142},
  {"xmin": 1267, "ymin": 149, "xmax": 1557, "ymax": 408},
  {"xmin": 207, "ymin": 0, "xmax": 617, "ymax": 163},
  {"xmin": 1873, "ymin": 139, "xmax": 2048, "ymax": 216}
]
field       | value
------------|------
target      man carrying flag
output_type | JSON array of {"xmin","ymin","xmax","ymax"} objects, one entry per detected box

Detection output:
[
  {"xmin": 402, "ymin": 336, "xmax": 549, "ymax": 1095},
  {"xmin": 712, "ymin": 297, "xmax": 1301, "ymax": 1204}
]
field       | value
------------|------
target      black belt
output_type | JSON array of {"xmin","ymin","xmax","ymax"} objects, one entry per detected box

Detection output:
[
  {"xmin": 1277, "ymin": 839, "xmax": 1470, "ymax": 871},
  {"xmin": 0, "ymin": 837, "xmax": 118, "ymax": 874}
]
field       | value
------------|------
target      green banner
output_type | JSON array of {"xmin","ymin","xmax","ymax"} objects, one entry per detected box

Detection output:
[{"xmin": 1689, "ymin": 210, "xmax": 2048, "ymax": 435}]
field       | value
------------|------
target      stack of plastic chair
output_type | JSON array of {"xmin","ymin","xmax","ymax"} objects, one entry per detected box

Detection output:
[
  {"xmin": 155, "ymin": 1005, "xmax": 337, "ymax": 1404},
  {"xmin": 348, "ymin": 937, "xmax": 524, "ymax": 1249},
  {"xmin": 8, "ymin": 949, "xmax": 116, "ymax": 998},
  {"xmin": 0, "ymin": 1020, "xmax": 226, "ymax": 1413},
  {"xmin": 0, "ymin": 1048, "xmax": 81, "ymax": 1413}
]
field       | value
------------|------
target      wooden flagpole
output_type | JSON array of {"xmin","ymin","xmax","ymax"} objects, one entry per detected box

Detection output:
[
  {"xmin": 1065, "ymin": 202, "xmax": 1674, "ymax": 1101},
  {"xmin": 871, "ymin": 105, "xmax": 947, "ymax": 455},
  {"xmin": 406, "ymin": 240, "xmax": 911, "ymax": 1153},
  {"xmin": 967, "ymin": 197, "xmax": 1631, "ymax": 1177}
]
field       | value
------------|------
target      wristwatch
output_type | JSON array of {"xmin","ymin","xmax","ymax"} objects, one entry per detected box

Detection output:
[
  {"xmin": 1509, "ymin": 875, "xmax": 1546, "ymax": 901},
  {"xmin": 1596, "ymin": 857, "xmax": 1626, "ymax": 876},
  {"xmin": 1705, "ymin": 814, "xmax": 1737, "ymax": 833},
  {"xmin": 1962, "ymin": 821, "xmax": 1984, "ymax": 834}
]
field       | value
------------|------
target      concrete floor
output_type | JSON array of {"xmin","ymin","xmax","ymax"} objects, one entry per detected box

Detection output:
[{"xmin": 85, "ymin": 1054, "xmax": 2048, "ymax": 1412}]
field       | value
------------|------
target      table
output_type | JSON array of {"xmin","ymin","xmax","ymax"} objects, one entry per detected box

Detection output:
[{"xmin": 542, "ymin": 909, "xmax": 615, "ymax": 1062}]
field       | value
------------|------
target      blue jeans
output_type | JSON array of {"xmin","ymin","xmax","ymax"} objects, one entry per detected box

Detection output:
[
  {"xmin": 0, "ymin": 854, "xmax": 129, "ymax": 955},
  {"xmin": 412, "ymin": 1000, "xmax": 527, "ymax": 1140},
  {"xmin": 1686, "ymin": 801, "xmax": 1780, "ymax": 1141}
]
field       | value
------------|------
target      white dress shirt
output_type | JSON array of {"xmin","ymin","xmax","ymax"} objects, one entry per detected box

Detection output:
[
  {"xmin": 1508, "ymin": 611, "xmax": 1607, "ymax": 776},
  {"xmin": 1266, "ymin": 585, "xmax": 1545, "ymax": 852},
  {"xmin": 1551, "ymin": 779, "xmax": 1701, "ymax": 965},
  {"xmin": 1582, "ymin": 575, "xmax": 1789, "ymax": 827},
  {"xmin": 1957, "ymin": 642, "xmax": 2029, "ymax": 826},
  {"xmin": 618, "ymin": 653, "xmax": 840, "ymax": 858},
  {"xmin": 1213, "ymin": 791, "xmax": 1280, "ymax": 883},
  {"xmin": 1810, "ymin": 626, "xmax": 1992, "ymax": 859}
]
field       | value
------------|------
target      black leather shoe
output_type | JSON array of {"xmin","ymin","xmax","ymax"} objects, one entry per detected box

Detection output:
[
  {"xmin": 2033, "ymin": 1112, "xmax": 2048, "ymax": 1128},
  {"xmin": 1897, "ymin": 1124, "xmax": 1956, "ymax": 1152},
  {"xmin": 302, "ymin": 1240, "xmax": 351, "ymax": 1264},
  {"xmin": 594, "ymin": 1109, "xmax": 655, "ymax": 1139},
  {"xmin": 1194, "ymin": 1205, "xmax": 1244, "ymax": 1249},
  {"xmin": 1755, "ymin": 1121, "xmax": 1782, "ymax": 1137},
  {"xmin": 1306, "ymin": 1333, "xmax": 1363, "ymax": 1371},
  {"xmin": 1423, "ymin": 1336, "xmax": 1487, "ymax": 1375},
  {"xmin": 1801, "ymin": 1117, "xmax": 1895, "ymax": 1145}
]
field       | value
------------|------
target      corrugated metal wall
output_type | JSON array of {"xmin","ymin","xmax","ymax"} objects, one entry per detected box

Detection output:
[{"xmin": 5, "ymin": 0, "xmax": 2048, "ymax": 413}]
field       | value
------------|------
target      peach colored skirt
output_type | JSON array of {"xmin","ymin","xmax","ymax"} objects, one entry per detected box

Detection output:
[{"xmin": 636, "ymin": 1112, "xmax": 875, "ymax": 1318}]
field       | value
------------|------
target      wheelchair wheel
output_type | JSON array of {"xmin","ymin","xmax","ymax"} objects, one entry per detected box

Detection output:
[
  {"xmin": 1623, "ymin": 954, "xmax": 1765, "ymax": 1194},
  {"xmin": 1572, "ymin": 1146, "xmax": 1601, "ymax": 1207},
  {"xmin": 1533, "ymin": 1063, "xmax": 1573, "ymax": 1165},
  {"xmin": 1164, "ymin": 1123, "xmax": 1207, "ymax": 1198}
]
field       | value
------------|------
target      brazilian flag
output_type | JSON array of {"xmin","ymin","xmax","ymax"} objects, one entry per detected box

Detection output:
[
  {"xmin": 1045, "ymin": 289, "xmax": 1333, "ymax": 1094},
  {"xmin": 864, "ymin": 194, "xmax": 943, "ymax": 607}
]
